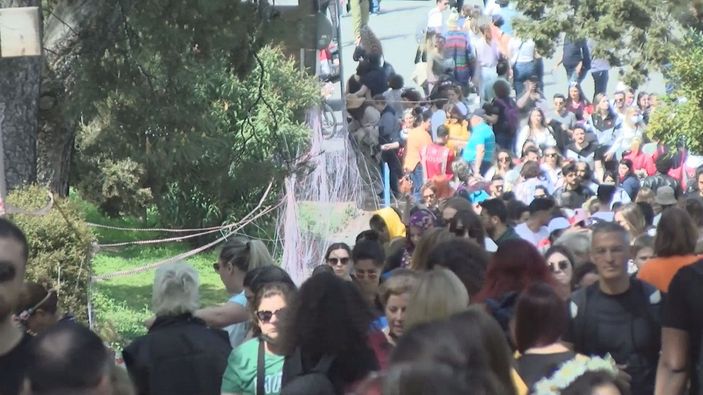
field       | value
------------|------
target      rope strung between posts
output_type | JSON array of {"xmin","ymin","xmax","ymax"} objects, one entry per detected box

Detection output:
[
  {"xmin": 86, "ymin": 222, "xmax": 224, "ymax": 233},
  {"xmin": 92, "ymin": 181, "xmax": 277, "ymax": 280},
  {"xmin": 88, "ymin": 182, "xmax": 274, "ymax": 248},
  {"xmin": 97, "ymin": 226, "xmax": 226, "ymax": 247},
  {"xmin": 92, "ymin": 200, "xmax": 283, "ymax": 281}
]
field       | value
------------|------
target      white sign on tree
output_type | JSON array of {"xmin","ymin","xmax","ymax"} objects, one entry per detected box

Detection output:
[{"xmin": 0, "ymin": 6, "xmax": 41, "ymax": 57}]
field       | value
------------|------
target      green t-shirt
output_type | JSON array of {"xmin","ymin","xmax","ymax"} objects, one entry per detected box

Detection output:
[{"xmin": 221, "ymin": 337, "xmax": 284, "ymax": 395}]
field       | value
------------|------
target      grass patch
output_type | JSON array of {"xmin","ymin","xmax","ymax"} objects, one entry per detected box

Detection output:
[
  {"xmin": 91, "ymin": 243, "xmax": 226, "ymax": 349},
  {"xmin": 69, "ymin": 193, "xmax": 162, "ymax": 243}
]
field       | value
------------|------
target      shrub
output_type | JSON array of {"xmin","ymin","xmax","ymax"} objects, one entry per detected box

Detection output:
[
  {"xmin": 648, "ymin": 31, "xmax": 703, "ymax": 153},
  {"xmin": 7, "ymin": 185, "xmax": 95, "ymax": 321}
]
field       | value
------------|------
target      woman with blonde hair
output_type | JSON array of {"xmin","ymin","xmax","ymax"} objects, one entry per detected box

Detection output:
[
  {"xmin": 606, "ymin": 106, "xmax": 645, "ymax": 161},
  {"xmin": 404, "ymin": 268, "xmax": 469, "ymax": 330},
  {"xmin": 195, "ymin": 237, "xmax": 273, "ymax": 347},
  {"xmin": 410, "ymin": 227, "xmax": 454, "ymax": 271},
  {"xmin": 614, "ymin": 203, "xmax": 647, "ymax": 239},
  {"xmin": 379, "ymin": 269, "xmax": 420, "ymax": 348}
]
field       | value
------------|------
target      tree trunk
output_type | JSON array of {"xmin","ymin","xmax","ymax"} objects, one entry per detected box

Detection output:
[
  {"xmin": 37, "ymin": 0, "xmax": 129, "ymax": 196},
  {"xmin": 0, "ymin": 0, "xmax": 41, "ymax": 195}
]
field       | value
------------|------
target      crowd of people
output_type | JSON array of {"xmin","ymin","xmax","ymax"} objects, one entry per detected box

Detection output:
[
  {"xmin": 1, "ymin": 167, "xmax": 703, "ymax": 395},
  {"xmin": 2, "ymin": 1, "xmax": 703, "ymax": 395},
  {"xmin": 344, "ymin": 0, "xmax": 694, "ymax": 213}
]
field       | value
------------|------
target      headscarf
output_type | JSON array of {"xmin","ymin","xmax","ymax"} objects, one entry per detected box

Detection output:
[
  {"xmin": 408, "ymin": 209, "xmax": 436, "ymax": 232},
  {"xmin": 374, "ymin": 207, "xmax": 406, "ymax": 239},
  {"xmin": 401, "ymin": 209, "xmax": 436, "ymax": 268}
]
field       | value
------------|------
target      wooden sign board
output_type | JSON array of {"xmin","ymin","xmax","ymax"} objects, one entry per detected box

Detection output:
[
  {"xmin": 273, "ymin": 0, "xmax": 299, "ymax": 7},
  {"xmin": 0, "ymin": 6, "xmax": 41, "ymax": 58}
]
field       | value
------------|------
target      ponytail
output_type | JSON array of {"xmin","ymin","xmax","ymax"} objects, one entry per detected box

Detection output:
[
  {"xmin": 246, "ymin": 239, "xmax": 273, "ymax": 271},
  {"xmin": 219, "ymin": 237, "xmax": 273, "ymax": 272}
]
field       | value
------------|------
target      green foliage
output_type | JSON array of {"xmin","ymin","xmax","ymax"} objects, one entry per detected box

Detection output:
[
  {"xmin": 514, "ymin": 0, "xmax": 700, "ymax": 86},
  {"xmin": 91, "ymin": 244, "xmax": 223, "ymax": 349},
  {"xmin": 6, "ymin": 185, "xmax": 95, "ymax": 321},
  {"xmin": 647, "ymin": 31, "xmax": 703, "ymax": 153},
  {"xmin": 71, "ymin": 0, "xmax": 320, "ymax": 228}
]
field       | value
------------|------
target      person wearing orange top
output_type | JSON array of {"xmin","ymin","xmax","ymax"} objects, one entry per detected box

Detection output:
[
  {"xmin": 638, "ymin": 207, "xmax": 699, "ymax": 293},
  {"xmin": 444, "ymin": 104, "xmax": 469, "ymax": 155},
  {"xmin": 403, "ymin": 110, "xmax": 433, "ymax": 199}
]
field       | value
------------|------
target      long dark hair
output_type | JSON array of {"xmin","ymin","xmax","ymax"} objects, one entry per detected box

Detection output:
[
  {"xmin": 280, "ymin": 273, "xmax": 375, "ymax": 381},
  {"xmin": 324, "ymin": 242, "xmax": 351, "ymax": 262},
  {"xmin": 514, "ymin": 283, "xmax": 567, "ymax": 353}
]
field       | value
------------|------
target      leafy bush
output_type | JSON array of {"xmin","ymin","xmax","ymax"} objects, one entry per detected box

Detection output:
[
  {"xmin": 648, "ymin": 31, "xmax": 703, "ymax": 153},
  {"xmin": 74, "ymin": 44, "xmax": 319, "ymax": 229},
  {"xmin": 7, "ymin": 185, "xmax": 95, "ymax": 321}
]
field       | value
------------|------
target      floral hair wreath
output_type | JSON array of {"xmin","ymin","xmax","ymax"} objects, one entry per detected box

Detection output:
[{"xmin": 532, "ymin": 354, "xmax": 619, "ymax": 395}]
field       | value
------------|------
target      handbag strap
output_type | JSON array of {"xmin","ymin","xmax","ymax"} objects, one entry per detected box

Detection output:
[{"xmin": 257, "ymin": 338, "xmax": 266, "ymax": 395}]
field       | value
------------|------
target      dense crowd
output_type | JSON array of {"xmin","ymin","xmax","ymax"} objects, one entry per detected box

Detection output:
[
  {"xmin": 2, "ymin": 1, "xmax": 703, "ymax": 395},
  {"xmin": 3, "ymin": 180, "xmax": 703, "ymax": 395}
]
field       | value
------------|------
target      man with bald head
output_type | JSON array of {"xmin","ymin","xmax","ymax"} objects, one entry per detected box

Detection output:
[{"xmin": 26, "ymin": 322, "xmax": 113, "ymax": 395}]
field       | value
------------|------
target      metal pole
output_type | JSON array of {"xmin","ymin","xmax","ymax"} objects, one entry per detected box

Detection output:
[{"xmin": 383, "ymin": 162, "xmax": 390, "ymax": 208}]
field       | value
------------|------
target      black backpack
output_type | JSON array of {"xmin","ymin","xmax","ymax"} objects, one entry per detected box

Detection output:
[{"xmin": 280, "ymin": 348, "xmax": 336, "ymax": 395}]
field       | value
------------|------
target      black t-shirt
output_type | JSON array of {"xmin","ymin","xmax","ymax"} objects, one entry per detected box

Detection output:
[
  {"xmin": 565, "ymin": 280, "xmax": 661, "ymax": 395},
  {"xmin": 0, "ymin": 332, "xmax": 32, "ymax": 395},
  {"xmin": 359, "ymin": 67, "xmax": 388, "ymax": 97},
  {"xmin": 516, "ymin": 351, "xmax": 576, "ymax": 391},
  {"xmin": 663, "ymin": 259, "xmax": 703, "ymax": 394}
]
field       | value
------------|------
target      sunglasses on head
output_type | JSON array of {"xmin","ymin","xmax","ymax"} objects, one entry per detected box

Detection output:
[
  {"xmin": 549, "ymin": 260, "xmax": 570, "ymax": 272},
  {"xmin": 256, "ymin": 308, "xmax": 287, "ymax": 323},
  {"xmin": 328, "ymin": 257, "xmax": 350, "ymax": 265}
]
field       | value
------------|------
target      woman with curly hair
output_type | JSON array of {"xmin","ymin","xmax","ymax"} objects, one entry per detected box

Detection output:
[
  {"xmin": 354, "ymin": 26, "xmax": 383, "ymax": 65},
  {"xmin": 280, "ymin": 273, "xmax": 379, "ymax": 394}
]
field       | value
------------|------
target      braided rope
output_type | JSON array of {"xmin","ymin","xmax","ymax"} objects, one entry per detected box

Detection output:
[
  {"xmin": 92, "ymin": 181, "xmax": 277, "ymax": 280},
  {"xmin": 92, "ymin": 201, "xmax": 282, "ymax": 281}
]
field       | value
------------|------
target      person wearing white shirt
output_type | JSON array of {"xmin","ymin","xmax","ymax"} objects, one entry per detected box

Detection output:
[
  {"xmin": 514, "ymin": 197, "xmax": 554, "ymax": 246},
  {"xmin": 427, "ymin": 0, "xmax": 449, "ymax": 34},
  {"xmin": 510, "ymin": 37, "xmax": 537, "ymax": 97},
  {"xmin": 516, "ymin": 108, "xmax": 557, "ymax": 154},
  {"xmin": 475, "ymin": 23, "xmax": 500, "ymax": 104}
]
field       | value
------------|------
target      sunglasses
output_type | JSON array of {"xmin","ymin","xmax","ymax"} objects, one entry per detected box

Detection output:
[
  {"xmin": 328, "ymin": 257, "xmax": 350, "ymax": 266},
  {"xmin": 615, "ymin": 98, "xmax": 624, "ymax": 102},
  {"xmin": 256, "ymin": 308, "xmax": 287, "ymax": 323},
  {"xmin": 549, "ymin": 260, "xmax": 570, "ymax": 272},
  {"xmin": 545, "ymin": 153, "xmax": 558, "ymax": 157},
  {"xmin": 0, "ymin": 261, "xmax": 17, "ymax": 283},
  {"xmin": 498, "ymin": 157, "xmax": 511, "ymax": 162},
  {"xmin": 212, "ymin": 262, "xmax": 220, "ymax": 272}
]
